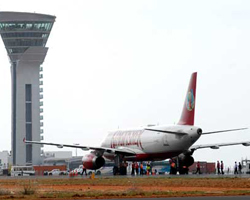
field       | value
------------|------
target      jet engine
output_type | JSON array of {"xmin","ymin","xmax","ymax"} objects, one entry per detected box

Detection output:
[
  {"xmin": 175, "ymin": 153, "xmax": 194, "ymax": 174},
  {"xmin": 178, "ymin": 153, "xmax": 194, "ymax": 168},
  {"xmin": 82, "ymin": 154, "xmax": 105, "ymax": 170}
]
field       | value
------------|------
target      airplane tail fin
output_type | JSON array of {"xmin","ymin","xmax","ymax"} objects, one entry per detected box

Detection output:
[{"xmin": 178, "ymin": 72, "xmax": 197, "ymax": 126}]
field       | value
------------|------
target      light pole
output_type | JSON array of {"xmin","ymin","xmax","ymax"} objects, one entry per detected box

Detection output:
[{"xmin": 73, "ymin": 143, "xmax": 79, "ymax": 157}]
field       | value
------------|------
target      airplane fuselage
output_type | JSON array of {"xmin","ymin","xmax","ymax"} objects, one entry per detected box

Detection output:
[{"xmin": 101, "ymin": 125, "xmax": 202, "ymax": 161}]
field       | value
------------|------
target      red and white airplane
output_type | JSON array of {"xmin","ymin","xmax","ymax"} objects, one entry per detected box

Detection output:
[{"xmin": 24, "ymin": 72, "xmax": 248, "ymax": 173}]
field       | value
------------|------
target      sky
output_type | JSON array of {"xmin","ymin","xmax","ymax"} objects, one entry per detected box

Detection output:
[{"xmin": 0, "ymin": 0, "xmax": 250, "ymax": 169}]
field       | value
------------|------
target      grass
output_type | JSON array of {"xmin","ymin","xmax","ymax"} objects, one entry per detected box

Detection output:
[
  {"xmin": 36, "ymin": 190, "xmax": 206, "ymax": 199},
  {"xmin": 31, "ymin": 190, "xmax": 250, "ymax": 199},
  {"xmin": 0, "ymin": 189, "xmax": 11, "ymax": 196},
  {"xmin": 20, "ymin": 180, "xmax": 37, "ymax": 195},
  {"xmin": 18, "ymin": 176, "xmax": 248, "ymax": 188},
  {"xmin": 0, "ymin": 177, "xmax": 250, "ymax": 199},
  {"xmin": 0, "ymin": 189, "xmax": 250, "ymax": 199}
]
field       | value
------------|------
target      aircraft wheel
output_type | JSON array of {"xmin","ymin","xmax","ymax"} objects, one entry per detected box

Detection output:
[{"xmin": 96, "ymin": 170, "xmax": 101, "ymax": 175}]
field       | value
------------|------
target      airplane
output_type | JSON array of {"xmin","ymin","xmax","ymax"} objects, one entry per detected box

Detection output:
[{"xmin": 24, "ymin": 72, "xmax": 249, "ymax": 174}]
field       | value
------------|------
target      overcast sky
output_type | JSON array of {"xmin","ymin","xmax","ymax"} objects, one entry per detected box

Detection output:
[{"xmin": 0, "ymin": 0, "xmax": 250, "ymax": 169}]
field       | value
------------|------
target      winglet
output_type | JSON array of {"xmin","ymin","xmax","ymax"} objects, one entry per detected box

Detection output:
[
  {"xmin": 23, "ymin": 138, "xmax": 26, "ymax": 143},
  {"xmin": 178, "ymin": 72, "xmax": 197, "ymax": 125}
]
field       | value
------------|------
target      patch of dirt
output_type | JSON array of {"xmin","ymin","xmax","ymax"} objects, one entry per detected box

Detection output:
[
  {"xmin": 32, "ymin": 185, "xmax": 250, "ymax": 192},
  {"xmin": 0, "ymin": 177, "xmax": 250, "ymax": 199}
]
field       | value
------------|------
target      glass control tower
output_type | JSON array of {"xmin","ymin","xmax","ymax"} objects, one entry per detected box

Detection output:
[{"xmin": 0, "ymin": 12, "xmax": 56, "ymax": 165}]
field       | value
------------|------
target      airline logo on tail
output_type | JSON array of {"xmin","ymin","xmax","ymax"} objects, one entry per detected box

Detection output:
[
  {"xmin": 186, "ymin": 89, "xmax": 195, "ymax": 111},
  {"xmin": 178, "ymin": 72, "xmax": 197, "ymax": 126}
]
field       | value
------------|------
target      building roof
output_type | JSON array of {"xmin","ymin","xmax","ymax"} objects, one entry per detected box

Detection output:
[
  {"xmin": 0, "ymin": 11, "xmax": 55, "ymax": 22},
  {"xmin": 0, "ymin": 11, "xmax": 56, "ymax": 61}
]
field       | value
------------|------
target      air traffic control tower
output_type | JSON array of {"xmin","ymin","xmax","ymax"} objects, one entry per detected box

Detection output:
[{"xmin": 0, "ymin": 12, "xmax": 56, "ymax": 165}]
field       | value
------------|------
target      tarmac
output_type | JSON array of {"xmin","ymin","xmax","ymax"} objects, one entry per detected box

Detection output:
[{"xmin": 0, "ymin": 173, "xmax": 250, "ymax": 179}]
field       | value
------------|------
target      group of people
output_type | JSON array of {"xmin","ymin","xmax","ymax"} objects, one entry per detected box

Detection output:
[
  {"xmin": 217, "ymin": 160, "xmax": 243, "ymax": 174},
  {"xmin": 113, "ymin": 161, "xmax": 129, "ymax": 175},
  {"xmin": 83, "ymin": 160, "xmax": 245, "ymax": 176},
  {"xmin": 216, "ymin": 160, "xmax": 224, "ymax": 174},
  {"xmin": 131, "ymin": 162, "xmax": 154, "ymax": 175},
  {"xmin": 234, "ymin": 161, "xmax": 242, "ymax": 174}
]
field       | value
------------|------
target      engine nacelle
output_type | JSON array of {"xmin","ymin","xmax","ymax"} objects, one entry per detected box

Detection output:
[
  {"xmin": 82, "ymin": 154, "xmax": 105, "ymax": 170},
  {"xmin": 178, "ymin": 153, "xmax": 194, "ymax": 167}
]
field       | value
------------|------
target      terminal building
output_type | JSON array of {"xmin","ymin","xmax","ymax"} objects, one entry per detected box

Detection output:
[{"xmin": 0, "ymin": 12, "xmax": 56, "ymax": 166}]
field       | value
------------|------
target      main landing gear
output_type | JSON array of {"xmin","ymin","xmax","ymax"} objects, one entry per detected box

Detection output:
[{"xmin": 113, "ymin": 155, "xmax": 127, "ymax": 175}]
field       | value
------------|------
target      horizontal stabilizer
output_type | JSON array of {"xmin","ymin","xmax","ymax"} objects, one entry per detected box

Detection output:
[
  {"xmin": 191, "ymin": 141, "xmax": 250, "ymax": 151},
  {"xmin": 202, "ymin": 127, "xmax": 247, "ymax": 135},
  {"xmin": 145, "ymin": 128, "xmax": 187, "ymax": 135}
]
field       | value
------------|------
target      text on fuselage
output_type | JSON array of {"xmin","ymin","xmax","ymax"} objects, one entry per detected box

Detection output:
[{"xmin": 110, "ymin": 130, "xmax": 144, "ymax": 149}]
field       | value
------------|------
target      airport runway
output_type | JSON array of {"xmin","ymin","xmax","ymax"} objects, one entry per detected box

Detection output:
[{"xmin": 0, "ymin": 173, "xmax": 250, "ymax": 179}]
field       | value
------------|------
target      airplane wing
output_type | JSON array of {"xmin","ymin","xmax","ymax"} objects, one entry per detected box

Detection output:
[
  {"xmin": 23, "ymin": 138, "xmax": 136, "ymax": 156},
  {"xmin": 190, "ymin": 141, "xmax": 250, "ymax": 151}
]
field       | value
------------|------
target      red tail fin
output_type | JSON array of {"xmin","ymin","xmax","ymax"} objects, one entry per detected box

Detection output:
[{"xmin": 178, "ymin": 72, "xmax": 197, "ymax": 126}]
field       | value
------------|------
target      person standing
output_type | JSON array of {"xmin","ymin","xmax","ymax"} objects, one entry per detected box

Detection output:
[
  {"xmin": 140, "ymin": 162, "xmax": 144, "ymax": 175},
  {"xmin": 82, "ymin": 165, "xmax": 87, "ymax": 176},
  {"xmin": 170, "ymin": 159, "xmax": 177, "ymax": 175},
  {"xmin": 195, "ymin": 162, "xmax": 201, "ymax": 174},
  {"xmin": 150, "ymin": 162, "xmax": 153, "ymax": 175},
  {"xmin": 124, "ymin": 161, "xmax": 128, "ymax": 175},
  {"xmin": 220, "ymin": 161, "xmax": 224, "ymax": 175},
  {"xmin": 131, "ymin": 162, "xmax": 135, "ymax": 176},
  {"xmin": 135, "ymin": 162, "xmax": 139, "ymax": 175},
  {"xmin": 217, "ymin": 161, "xmax": 221, "ymax": 174},
  {"xmin": 234, "ymin": 161, "xmax": 238, "ymax": 174},
  {"xmin": 146, "ymin": 162, "xmax": 150, "ymax": 175},
  {"xmin": 238, "ymin": 162, "xmax": 242, "ymax": 174}
]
